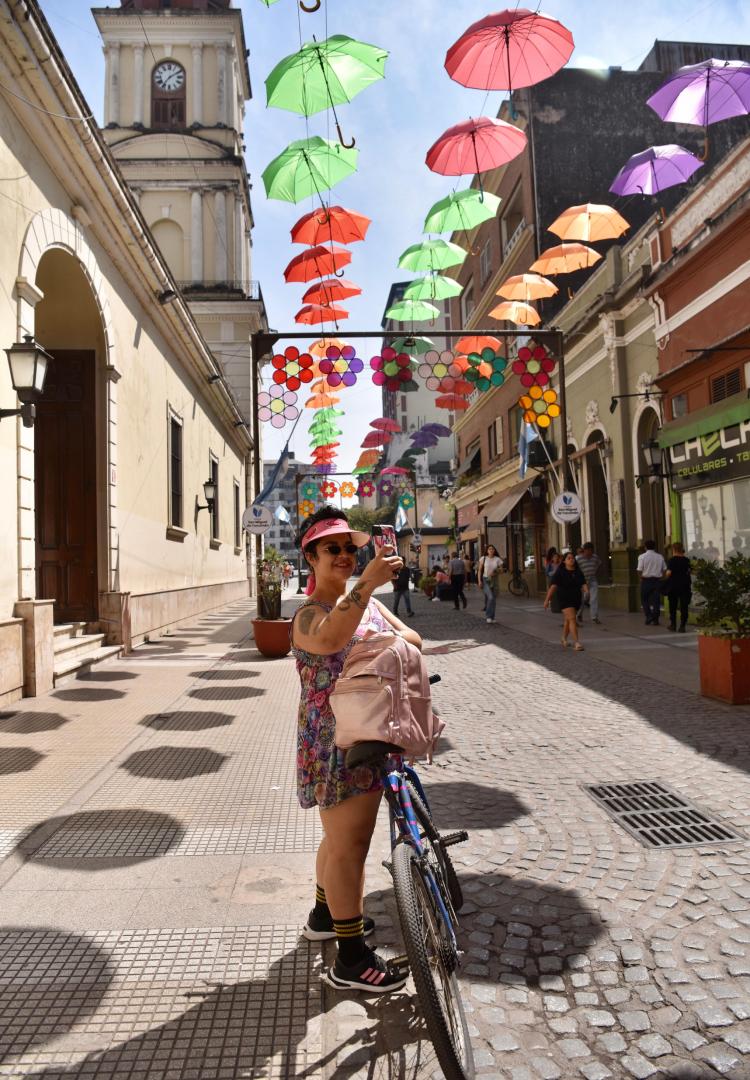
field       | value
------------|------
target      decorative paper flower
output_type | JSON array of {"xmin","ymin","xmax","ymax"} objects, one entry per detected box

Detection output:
[
  {"xmin": 378, "ymin": 477, "xmax": 394, "ymax": 496},
  {"xmin": 319, "ymin": 345, "xmax": 365, "ymax": 388},
  {"xmin": 258, "ymin": 384, "xmax": 299, "ymax": 429},
  {"xmin": 357, "ymin": 478, "xmax": 375, "ymax": 497},
  {"xmin": 418, "ymin": 349, "xmax": 465, "ymax": 391},
  {"xmin": 512, "ymin": 345, "xmax": 556, "ymax": 389},
  {"xmin": 370, "ymin": 347, "xmax": 416, "ymax": 392},
  {"xmin": 339, "ymin": 481, "xmax": 356, "ymax": 498},
  {"xmin": 466, "ymin": 348, "xmax": 508, "ymax": 392},
  {"xmin": 299, "ymin": 499, "xmax": 316, "ymax": 518},
  {"xmin": 399, "ymin": 492, "xmax": 415, "ymax": 510},
  {"xmin": 300, "ymin": 480, "xmax": 319, "ymax": 501},
  {"xmin": 518, "ymin": 385, "xmax": 561, "ymax": 429},
  {"xmin": 272, "ymin": 346, "xmax": 314, "ymax": 390},
  {"xmin": 320, "ymin": 480, "xmax": 338, "ymax": 499}
]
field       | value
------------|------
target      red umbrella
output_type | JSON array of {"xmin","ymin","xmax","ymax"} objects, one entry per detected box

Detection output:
[
  {"xmin": 295, "ymin": 304, "xmax": 349, "ymax": 326},
  {"xmin": 426, "ymin": 117, "xmax": 527, "ymax": 177},
  {"xmin": 436, "ymin": 394, "xmax": 471, "ymax": 410},
  {"xmin": 381, "ymin": 466, "xmax": 411, "ymax": 476},
  {"xmin": 291, "ymin": 206, "xmax": 372, "ymax": 245},
  {"xmin": 283, "ymin": 244, "xmax": 352, "ymax": 283},
  {"xmin": 303, "ymin": 278, "xmax": 362, "ymax": 305},
  {"xmin": 445, "ymin": 10, "xmax": 574, "ymax": 92},
  {"xmin": 369, "ymin": 418, "xmax": 402, "ymax": 432},
  {"xmin": 361, "ymin": 431, "xmax": 391, "ymax": 448}
]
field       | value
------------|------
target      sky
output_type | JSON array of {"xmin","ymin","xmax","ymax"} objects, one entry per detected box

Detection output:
[{"xmin": 38, "ymin": 0, "xmax": 750, "ymax": 476}]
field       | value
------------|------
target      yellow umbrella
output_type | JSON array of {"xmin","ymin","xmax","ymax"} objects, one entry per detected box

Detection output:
[
  {"xmin": 529, "ymin": 243, "xmax": 602, "ymax": 275},
  {"xmin": 489, "ymin": 300, "xmax": 540, "ymax": 326},
  {"xmin": 548, "ymin": 203, "xmax": 629, "ymax": 243},
  {"xmin": 497, "ymin": 273, "xmax": 558, "ymax": 301},
  {"xmin": 308, "ymin": 336, "xmax": 348, "ymax": 357}
]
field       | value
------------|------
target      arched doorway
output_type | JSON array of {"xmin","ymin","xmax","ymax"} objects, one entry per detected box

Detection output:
[
  {"xmin": 585, "ymin": 432, "xmax": 611, "ymax": 580},
  {"xmin": 636, "ymin": 407, "xmax": 667, "ymax": 549},
  {"xmin": 33, "ymin": 249, "xmax": 106, "ymax": 624}
]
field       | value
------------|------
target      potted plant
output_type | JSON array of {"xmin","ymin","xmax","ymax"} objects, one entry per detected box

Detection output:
[
  {"xmin": 694, "ymin": 552, "xmax": 750, "ymax": 704},
  {"xmin": 252, "ymin": 545, "xmax": 292, "ymax": 659},
  {"xmin": 419, "ymin": 574, "xmax": 437, "ymax": 599}
]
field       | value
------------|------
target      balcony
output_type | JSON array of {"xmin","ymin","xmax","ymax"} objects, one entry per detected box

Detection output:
[{"xmin": 177, "ymin": 280, "xmax": 264, "ymax": 302}]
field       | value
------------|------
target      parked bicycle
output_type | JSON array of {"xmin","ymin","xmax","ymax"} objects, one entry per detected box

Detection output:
[
  {"xmin": 344, "ymin": 674, "xmax": 475, "ymax": 1080},
  {"xmin": 508, "ymin": 567, "xmax": 530, "ymax": 598}
]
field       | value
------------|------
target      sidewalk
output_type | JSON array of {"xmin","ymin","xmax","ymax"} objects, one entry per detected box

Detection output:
[{"xmin": 1, "ymin": 587, "xmax": 749, "ymax": 1078}]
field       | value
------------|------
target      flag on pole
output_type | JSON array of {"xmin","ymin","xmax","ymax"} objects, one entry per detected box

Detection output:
[
  {"xmin": 274, "ymin": 504, "xmax": 291, "ymax": 524},
  {"xmin": 421, "ymin": 502, "xmax": 434, "ymax": 528},
  {"xmin": 518, "ymin": 422, "xmax": 539, "ymax": 479},
  {"xmin": 395, "ymin": 503, "xmax": 408, "ymax": 532}
]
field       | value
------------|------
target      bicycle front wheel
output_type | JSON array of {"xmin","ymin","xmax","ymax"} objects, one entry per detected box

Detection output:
[
  {"xmin": 406, "ymin": 780, "xmax": 464, "ymax": 912},
  {"xmin": 508, "ymin": 576, "xmax": 529, "ymax": 598},
  {"xmin": 392, "ymin": 843, "xmax": 475, "ymax": 1080}
]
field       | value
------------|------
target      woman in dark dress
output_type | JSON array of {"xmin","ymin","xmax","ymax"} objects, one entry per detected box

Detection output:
[
  {"xmin": 665, "ymin": 541, "xmax": 692, "ymax": 632},
  {"xmin": 544, "ymin": 550, "xmax": 589, "ymax": 650}
]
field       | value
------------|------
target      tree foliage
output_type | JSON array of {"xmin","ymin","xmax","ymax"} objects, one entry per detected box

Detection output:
[
  {"xmin": 257, "ymin": 544, "xmax": 284, "ymax": 620},
  {"xmin": 694, "ymin": 552, "xmax": 750, "ymax": 637},
  {"xmin": 346, "ymin": 504, "xmax": 394, "ymax": 534}
]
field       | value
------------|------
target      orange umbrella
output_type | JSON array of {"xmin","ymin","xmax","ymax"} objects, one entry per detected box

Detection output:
[
  {"xmin": 305, "ymin": 391, "xmax": 341, "ymax": 409},
  {"xmin": 455, "ymin": 334, "xmax": 501, "ymax": 354},
  {"xmin": 294, "ymin": 303, "xmax": 349, "ymax": 325},
  {"xmin": 548, "ymin": 203, "xmax": 629, "ymax": 243},
  {"xmin": 302, "ymin": 278, "xmax": 362, "ymax": 305},
  {"xmin": 283, "ymin": 244, "xmax": 352, "ymax": 283},
  {"xmin": 489, "ymin": 300, "xmax": 541, "ymax": 326},
  {"xmin": 529, "ymin": 243, "xmax": 602, "ymax": 275},
  {"xmin": 309, "ymin": 337, "xmax": 348, "ymax": 357},
  {"xmin": 436, "ymin": 394, "xmax": 471, "ymax": 410},
  {"xmin": 497, "ymin": 273, "xmax": 558, "ymax": 301},
  {"xmin": 355, "ymin": 449, "xmax": 381, "ymax": 469},
  {"xmin": 291, "ymin": 205, "xmax": 372, "ymax": 245}
]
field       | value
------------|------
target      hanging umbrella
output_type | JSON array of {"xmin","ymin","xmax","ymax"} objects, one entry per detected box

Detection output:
[
  {"xmin": 260, "ymin": 0, "xmax": 322, "ymax": 9},
  {"xmin": 403, "ymin": 274, "xmax": 462, "ymax": 301},
  {"xmin": 609, "ymin": 144, "xmax": 704, "ymax": 196},
  {"xmin": 284, "ymin": 244, "xmax": 352, "ymax": 283},
  {"xmin": 389, "ymin": 335, "xmax": 435, "ymax": 355},
  {"xmin": 292, "ymin": 206, "xmax": 371, "ymax": 245},
  {"xmin": 548, "ymin": 203, "xmax": 629, "ymax": 243},
  {"xmin": 435, "ymin": 394, "xmax": 470, "ymax": 411},
  {"xmin": 647, "ymin": 59, "xmax": 750, "ymax": 127},
  {"xmin": 294, "ymin": 303, "xmax": 349, "ymax": 325},
  {"xmin": 455, "ymin": 334, "xmax": 501, "ymax": 354},
  {"xmin": 266, "ymin": 35, "xmax": 388, "ymax": 147},
  {"xmin": 421, "ymin": 423, "xmax": 453, "ymax": 437},
  {"xmin": 309, "ymin": 337, "xmax": 348, "ymax": 356},
  {"xmin": 398, "ymin": 239, "xmax": 467, "ymax": 272},
  {"xmin": 305, "ymin": 391, "xmax": 340, "ymax": 409},
  {"xmin": 262, "ymin": 137, "xmax": 358, "ymax": 204},
  {"xmin": 361, "ymin": 431, "xmax": 391, "ymax": 448},
  {"xmin": 530, "ymin": 243, "xmax": 602, "ymax": 275},
  {"xmin": 354, "ymin": 449, "xmax": 381, "ymax": 469},
  {"xmin": 302, "ymin": 278, "xmax": 361, "ymax": 304},
  {"xmin": 370, "ymin": 418, "xmax": 402, "ymax": 432},
  {"xmin": 381, "ymin": 466, "xmax": 411, "ymax": 476},
  {"xmin": 386, "ymin": 299, "xmax": 440, "ymax": 323},
  {"xmin": 424, "ymin": 188, "xmax": 501, "ymax": 233},
  {"xmin": 426, "ymin": 117, "xmax": 527, "ymax": 177},
  {"xmin": 490, "ymin": 300, "xmax": 540, "ymax": 326},
  {"xmin": 445, "ymin": 9, "xmax": 574, "ymax": 92},
  {"xmin": 498, "ymin": 273, "xmax": 558, "ymax": 301}
]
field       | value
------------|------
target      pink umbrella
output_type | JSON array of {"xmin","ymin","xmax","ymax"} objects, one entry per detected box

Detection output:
[
  {"xmin": 445, "ymin": 9, "xmax": 575, "ymax": 92},
  {"xmin": 426, "ymin": 117, "xmax": 527, "ymax": 178},
  {"xmin": 370, "ymin": 418, "xmax": 402, "ymax": 432},
  {"xmin": 381, "ymin": 466, "xmax": 410, "ymax": 476}
]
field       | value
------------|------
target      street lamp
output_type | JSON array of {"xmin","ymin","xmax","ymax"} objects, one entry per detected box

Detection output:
[
  {"xmin": 636, "ymin": 437, "xmax": 668, "ymax": 487},
  {"xmin": 197, "ymin": 478, "xmax": 216, "ymax": 513},
  {"xmin": 1, "ymin": 335, "xmax": 52, "ymax": 427}
]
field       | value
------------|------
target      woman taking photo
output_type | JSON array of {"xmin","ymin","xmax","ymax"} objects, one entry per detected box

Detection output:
[
  {"xmin": 544, "ymin": 550, "xmax": 589, "ymax": 651},
  {"xmin": 291, "ymin": 507, "xmax": 422, "ymax": 993},
  {"xmin": 477, "ymin": 543, "xmax": 502, "ymax": 623}
]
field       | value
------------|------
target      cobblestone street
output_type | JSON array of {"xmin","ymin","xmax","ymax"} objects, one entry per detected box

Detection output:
[{"xmin": 1, "ymin": 587, "xmax": 749, "ymax": 1079}]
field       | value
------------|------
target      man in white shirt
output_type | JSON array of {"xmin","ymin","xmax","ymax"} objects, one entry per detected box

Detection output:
[{"xmin": 637, "ymin": 540, "xmax": 667, "ymax": 625}]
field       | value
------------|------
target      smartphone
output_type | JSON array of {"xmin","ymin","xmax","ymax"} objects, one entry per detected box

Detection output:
[{"xmin": 371, "ymin": 524, "xmax": 397, "ymax": 552}]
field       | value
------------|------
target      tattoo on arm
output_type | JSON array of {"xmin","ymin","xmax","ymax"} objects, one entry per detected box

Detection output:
[
  {"xmin": 338, "ymin": 585, "xmax": 367, "ymax": 613},
  {"xmin": 297, "ymin": 606, "xmax": 320, "ymax": 636}
]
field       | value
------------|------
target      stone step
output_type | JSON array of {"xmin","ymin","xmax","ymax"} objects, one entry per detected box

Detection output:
[
  {"xmin": 53, "ymin": 645, "xmax": 123, "ymax": 687},
  {"xmin": 53, "ymin": 632, "xmax": 108, "ymax": 664},
  {"xmin": 53, "ymin": 621, "xmax": 99, "ymax": 645}
]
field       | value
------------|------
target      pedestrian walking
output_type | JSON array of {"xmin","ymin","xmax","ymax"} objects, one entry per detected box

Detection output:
[
  {"xmin": 282, "ymin": 562, "xmax": 293, "ymax": 588},
  {"xmin": 545, "ymin": 550, "xmax": 561, "ymax": 580},
  {"xmin": 449, "ymin": 550, "xmax": 468, "ymax": 610},
  {"xmin": 463, "ymin": 552, "xmax": 474, "ymax": 586},
  {"xmin": 638, "ymin": 539, "xmax": 667, "ymax": 625},
  {"xmin": 291, "ymin": 506, "xmax": 421, "ymax": 993},
  {"xmin": 544, "ymin": 550, "xmax": 589, "ymax": 651},
  {"xmin": 576, "ymin": 542, "xmax": 602, "ymax": 625},
  {"xmin": 478, "ymin": 543, "xmax": 502, "ymax": 623},
  {"xmin": 392, "ymin": 563, "xmax": 414, "ymax": 617},
  {"xmin": 664, "ymin": 541, "xmax": 692, "ymax": 633}
]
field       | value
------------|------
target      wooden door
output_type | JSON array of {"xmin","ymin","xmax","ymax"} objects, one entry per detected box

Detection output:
[{"xmin": 35, "ymin": 351, "xmax": 98, "ymax": 623}]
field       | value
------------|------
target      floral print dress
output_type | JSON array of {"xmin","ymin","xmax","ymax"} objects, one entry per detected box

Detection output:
[{"xmin": 292, "ymin": 598, "xmax": 390, "ymax": 810}]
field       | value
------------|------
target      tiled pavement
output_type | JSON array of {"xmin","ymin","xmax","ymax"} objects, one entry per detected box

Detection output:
[{"xmin": 0, "ymin": 586, "xmax": 749, "ymax": 1078}]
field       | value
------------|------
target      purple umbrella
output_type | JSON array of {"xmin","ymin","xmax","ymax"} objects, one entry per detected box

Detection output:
[
  {"xmin": 410, "ymin": 433, "xmax": 439, "ymax": 448},
  {"xmin": 647, "ymin": 59, "xmax": 750, "ymax": 127},
  {"xmin": 609, "ymin": 144, "xmax": 704, "ymax": 196},
  {"xmin": 421, "ymin": 423, "xmax": 453, "ymax": 437}
]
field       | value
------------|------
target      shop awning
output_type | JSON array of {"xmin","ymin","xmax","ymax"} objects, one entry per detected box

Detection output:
[
  {"xmin": 456, "ymin": 449, "xmax": 480, "ymax": 478},
  {"xmin": 483, "ymin": 478, "xmax": 530, "ymax": 523},
  {"xmin": 657, "ymin": 393, "xmax": 750, "ymax": 448}
]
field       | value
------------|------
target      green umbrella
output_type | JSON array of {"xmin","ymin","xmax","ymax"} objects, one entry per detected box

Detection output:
[
  {"xmin": 397, "ymin": 239, "xmax": 467, "ymax": 272},
  {"xmin": 423, "ymin": 189, "xmax": 501, "ymax": 234},
  {"xmin": 262, "ymin": 137, "xmax": 358, "ymax": 204},
  {"xmin": 389, "ymin": 335, "xmax": 435, "ymax": 356},
  {"xmin": 403, "ymin": 273, "xmax": 462, "ymax": 301},
  {"xmin": 386, "ymin": 299, "xmax": 440, "ymax": 323}
]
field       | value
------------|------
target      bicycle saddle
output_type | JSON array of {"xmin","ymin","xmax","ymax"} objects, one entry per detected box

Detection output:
[{"xmin": 344, "ymin": 741, "xmax": 403, "ymax": 769}]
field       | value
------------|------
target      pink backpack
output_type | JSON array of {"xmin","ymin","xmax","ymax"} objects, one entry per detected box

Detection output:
[{"xmin": 330, "ymin": 633, "xmax": 445, "ymax": 761}]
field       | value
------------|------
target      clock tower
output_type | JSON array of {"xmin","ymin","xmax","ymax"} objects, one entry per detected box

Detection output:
[{"xmin": 92, "ymin": 0, "xmax": 267, "ymax": 427}]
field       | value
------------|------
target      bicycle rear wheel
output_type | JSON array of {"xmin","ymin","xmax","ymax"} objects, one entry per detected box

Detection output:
[
  {"xmin": 508, "ymin": 575, "xmax": 529, "ymax": 598},
  {"xmin": 392, "ymin": 843, "xmax": 475, "ymax": 1080},
  {"xmin": 406, "ymin": 780, "xmax": 463, "ymax": 912}
]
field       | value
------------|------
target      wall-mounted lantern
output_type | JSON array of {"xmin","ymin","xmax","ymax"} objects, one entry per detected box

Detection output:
[
  {"xmin": 0, "ymin": 335, "xmax": 52, "ymax": 427},
  {"xmin": 197, "ymin": 478, "xmax": 216, "ymax": 514}
]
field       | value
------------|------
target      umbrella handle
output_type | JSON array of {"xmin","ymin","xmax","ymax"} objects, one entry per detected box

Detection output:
[
  {"xmin": 336, "ymin": 120, "xmax": 356, "ymax": 149},
  {"xmin": 299, "ymin": 0, "xmax": 321, "ymax": 10}
]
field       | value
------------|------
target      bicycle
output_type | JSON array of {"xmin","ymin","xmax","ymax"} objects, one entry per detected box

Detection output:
[
  {"xmin": 507, "ymin": 568, "xmax": 529, "ymax": 597},
  {"xmin": 344, "ymin": 675, "xmax": 475, "ymax": 1080}
]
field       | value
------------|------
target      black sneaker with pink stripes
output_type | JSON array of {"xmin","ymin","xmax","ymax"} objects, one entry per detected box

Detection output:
[{"xmin": 322, "ymin": 947, "xmax": 409, "ymax": 993}]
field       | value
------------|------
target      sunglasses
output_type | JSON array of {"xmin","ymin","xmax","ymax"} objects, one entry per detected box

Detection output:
[{"xmin": 322, "ymin": 543, "xmax": 358, "ymax": 556}]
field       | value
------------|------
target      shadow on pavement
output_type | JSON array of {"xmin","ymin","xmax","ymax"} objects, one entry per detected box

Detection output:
[
  {"xmin": 77, "ymin": 670, "xmax": 139, "ymax": 682},
  {"xmin": 189, "ymin": 668, "xmax": 259, "ymax": 680},
  {"xmin": 15, "ymin": 809, "xmax": 186, "ymax": 868},
  {"xmin": 0, "ymin": 713, "xmax": 70, "ymax": 734},
  {"xmin": 0, "ymin": 748, "xmax": 45, "ymax": 775},
  {"xmin": 187, "ymin": 685, "xmax": 265, "ymax": 701},
  {"xmin": 140, "ymin": 710, "xmax": 234, "ymax": 731},
  {"xmin": 121, "ymin": 746, "xmax": 229, "ymax": 781},
  {"xmin": 425, "ymin": 782, "xmax": 530, "ymax": 831},
  {"xmin": 52, "ymin": 688, "xmax": 126, "ymax": 702}
]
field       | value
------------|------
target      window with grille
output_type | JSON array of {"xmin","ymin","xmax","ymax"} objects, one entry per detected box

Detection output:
[
  {"xmin": 169, "ymin": 415, "xmax": 182, "ymax": 527},
  {"xmin": 461, "ymin": 279, "xmax": 475, "ymax": 325},
  {"xmin": 671, "ymin": 393, "xmax": 687, "ymax": 419},
  {"xmin": 479, "ymin": 239, "xmax": 493, "ymax": 285},
  {"xmin": 710, "ymin": 368, "xmax": 741, "ymax": 403}
]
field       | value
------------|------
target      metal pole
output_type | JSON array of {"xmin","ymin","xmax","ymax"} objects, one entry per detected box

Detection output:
[
  {"xmin": 295, "ymin": 471, "xmax": 304, "ymax": 594},
  {"xmin": 250, "ymin": 334, "xmax": 263, "ymax": 596},
  {"xmin": 555, "ymin": 329, "xmax": 571, "ymax": 552}
]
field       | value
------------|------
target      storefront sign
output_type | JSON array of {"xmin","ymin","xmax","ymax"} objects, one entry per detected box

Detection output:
[
  {"xmin": 669, "ymin": 419, "xmax": 750, "ymax": 492},
  {"xmin": 242, "ymin": 504, "xmax": 274, "ymax": 535},
  {"xmin": 551, "ymin": 491, "xmax": 582, "ymax": 525}
]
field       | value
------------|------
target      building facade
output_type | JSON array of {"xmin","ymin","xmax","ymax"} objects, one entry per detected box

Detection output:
[{"xmin": 262, "ymin": 454, "xmax": 314, "ymax": 559}]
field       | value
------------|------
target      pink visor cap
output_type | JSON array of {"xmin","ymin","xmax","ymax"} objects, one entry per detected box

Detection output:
[{"xmin": 301, "ymin": 517, "xmax": 370, "ymax": 550}]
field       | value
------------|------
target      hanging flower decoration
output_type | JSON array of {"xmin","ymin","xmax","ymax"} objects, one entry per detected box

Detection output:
[
  {"xmin": 257, "ymin": 385, "xmax": 299, "ymax": 429},
  {"xmin": 319, "ymin": 345, "xmax": 365, "ymax": 388},
  {"xmin": 417, "ymin": 349, "xmax": 465, "ymax": 391},
  {"xmin": 512, "ymin": 344, "xmax": 556, "ymax": 389},
  {"xmin": 339, "ymin": 480, "xmax": 356, "ymax": 498},
  {"xmin": 399, "ymin": 492, "xmax": 415, "ymax": 510},
  {"xmin": 300, "ymin": 480, "xmax": 319, "ymax": 501},
  {"xmin": 378, "ymin": 477, "xmax": 394, "ymax": 496},
  {"xmin": 370, "ymin": 347, "xmax": 416, "ymax": 392},
  {"xmin": 518, "ymin": 386, "xmax": 561, "ymax": 429},
  {"xmin": 271, "ymin": 346, "xmax": 314, "ymax": 390},
  {"xmin": 319, "ymin": 479, "xmax": 339, "ymax": 499},
  {"xmin": 299, "ymin": 499, "xmax": 316, "ymax": 518},
  {"xmin": 466, "ymin": 347, "xmax": 508, "ymax": 392},
  {"xmin": 357, "ymin": 478, "xmax": 375, "ymax": 497}
]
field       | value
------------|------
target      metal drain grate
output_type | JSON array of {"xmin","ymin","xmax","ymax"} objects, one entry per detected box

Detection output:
[{"xmin": 583, "ymin": 780, "xmax": 745, "ymax": 849}]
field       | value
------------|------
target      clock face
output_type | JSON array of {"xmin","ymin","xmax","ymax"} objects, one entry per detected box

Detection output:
[{"xmin": 153, "ymin": 62, "xmax": 185, "ymax": 93}]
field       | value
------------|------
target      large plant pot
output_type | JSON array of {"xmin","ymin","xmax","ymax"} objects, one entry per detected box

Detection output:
[
  {"xmin": 252, "ymin": 618, "xmax": 292, "ymax": 659},
  {"xmin": 698, "ymin": 634, "xmax": 750, "ymax": 704},
  {"xmin": 422, "ymin": 585, "xmax": 435, "ymax": 598}
]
